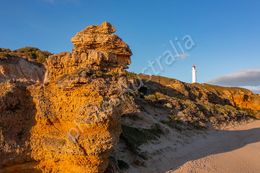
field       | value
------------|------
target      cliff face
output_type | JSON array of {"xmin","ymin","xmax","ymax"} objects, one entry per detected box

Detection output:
[
  {"xmin": 0, "ymin": 57, "xmax": 44, "ymax": 83},
  {"xmin": 0, "ymin": 22, "xmax": 132, "ymax": 173},
  {"xmin": 136, "ymin": 74, "xmax": 260, "ymax": 126},
  {"xmin": 0, "ymin": 82, "xmax": 37, "ymax": 171},
  {"xmin": 202, "ymin": 84, "xmax": 260, "ymax": 111}
]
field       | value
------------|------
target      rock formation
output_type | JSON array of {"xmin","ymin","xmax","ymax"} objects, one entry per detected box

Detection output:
[
  {"xmin": 204, "ymin": 85, "xmax": 260, "ymax": 111},
  {"xmin": 0, "ymin": 22, "xmax": 132, "ymax": 173}
]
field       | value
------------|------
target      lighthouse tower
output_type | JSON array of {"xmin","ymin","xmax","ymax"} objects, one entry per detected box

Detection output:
[{"xmin": 192, "ymin": 65, "xmax": 197, "ymax": 83}]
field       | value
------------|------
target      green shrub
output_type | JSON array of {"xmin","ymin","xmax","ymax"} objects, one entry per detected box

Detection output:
[
  {"xmin": 144, "ymin": 94, "xmax": 157, "ymax": 102},
  {"xmin": 121, "ymin": 124, "xmax": 163, "ymax": 158},
  {"xmin": 126, "ymin": 71, "xmax": 137, "ymax": 79},
  {"xmin": 0, "ymin": 47, "xmax": 52, "ymax": 63},
  {"xmin": 162, "ymin": 115, "xmax": 206, "ymax": 131}
]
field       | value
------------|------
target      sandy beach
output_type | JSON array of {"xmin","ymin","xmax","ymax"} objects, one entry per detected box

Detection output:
[
  {"xmin": 168, "ymin": 120, "xmax": 260, "ymax": 173},
  {"xmin": 125, "ymin": 120, "xmax": 260, "ymax": 173}
]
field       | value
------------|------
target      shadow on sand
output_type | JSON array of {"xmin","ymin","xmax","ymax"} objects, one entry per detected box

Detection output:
[{"xmin": 160, "ymin": 125, "xmax": 260, "ymax": 172}]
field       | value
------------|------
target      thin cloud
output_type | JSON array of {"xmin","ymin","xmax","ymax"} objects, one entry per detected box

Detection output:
[
  {"xmin": 209, "ymin": 69, "xmax": 260, "ymax": 86},
  {"xmin": 208, "ymin": 69, "xmax": 260, "ymax": 93}
]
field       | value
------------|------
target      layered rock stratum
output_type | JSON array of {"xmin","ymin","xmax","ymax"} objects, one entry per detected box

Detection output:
[{"xmin": 0, "ymin": 57, "xmax": 44, "ymax": 83}]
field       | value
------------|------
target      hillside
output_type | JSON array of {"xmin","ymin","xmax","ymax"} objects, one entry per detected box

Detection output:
[
  {"xmin": 0, "ymin": 47, "xmax": 52, "ymax": 64},
  {"xmin": 108, "ymin": 73, "xmax": 260, "ymax": 172}
]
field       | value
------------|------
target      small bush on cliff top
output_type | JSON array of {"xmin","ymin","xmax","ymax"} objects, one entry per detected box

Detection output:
[
  {"xmin": 240, "ymin": 109, "xmax": 260, "ymax": 119},
  {"xmin": 0, "ymin": 47, "xmax": 52, "ymax": 63},
  {"xmin": 126, "ymin": 71, "xmax": 137, "ymax": 79}
]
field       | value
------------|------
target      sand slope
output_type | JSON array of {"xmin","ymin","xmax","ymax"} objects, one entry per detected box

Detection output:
[
  {"xmin": 168, "ymin": 121, "xmax": 260, "ymax": 173},
  {"xmin": 125, "ymin": 121, "xmax": 260, "ymax": 173}
]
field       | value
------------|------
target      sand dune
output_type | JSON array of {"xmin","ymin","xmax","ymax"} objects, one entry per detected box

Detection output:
[{"xmin": 168, "ymin": 121, "xmax": 260, "ymax": 173}]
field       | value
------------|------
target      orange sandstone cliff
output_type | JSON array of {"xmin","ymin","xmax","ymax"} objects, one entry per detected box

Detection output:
[{"xmin": 0, "ymin": 22, "xmax": 133, "ymax": 173}]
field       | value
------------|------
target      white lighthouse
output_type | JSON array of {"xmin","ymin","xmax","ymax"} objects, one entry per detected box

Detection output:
[{"xmin": 192, "ymin": 65, "xmax": 197, "ymax": 83}]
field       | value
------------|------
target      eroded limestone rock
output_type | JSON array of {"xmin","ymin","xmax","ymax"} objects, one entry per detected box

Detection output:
[{"xmin": 0, "ymin": 22, "xmax": 132, "ymax": 173}]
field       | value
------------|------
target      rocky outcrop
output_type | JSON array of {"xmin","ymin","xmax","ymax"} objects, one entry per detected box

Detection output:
[
  {"xmin": 135, "ymin": 74, "xmax": 260, "ymax": 125},
  {"xmin": 30, "ymin": 22, "xmax": 132, "ymax": 173},
  {"xmin": 202, "ymin": 84, "xmax": 260, "ymax": 111},
  {"xmin": 45, "ymin": 22, "xmax": 131, "ymax": 84},
  {"xmin": 0, "ymin": 22, "xmax": 132, "ymax": 173}
]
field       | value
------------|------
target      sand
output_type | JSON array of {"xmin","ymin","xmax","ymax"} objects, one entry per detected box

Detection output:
[
  {"xmin": 168, "ymin": 120, "xmax": 260, "ymax": 173},
  {"xmin": 126, "ymin": 120, "xmax": 260, "ymax": 173}
]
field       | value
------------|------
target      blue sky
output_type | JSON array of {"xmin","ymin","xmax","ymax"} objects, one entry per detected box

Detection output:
[{"xmin": 0, "ymin": 0, "xmax": 260, "ymax": 91}]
